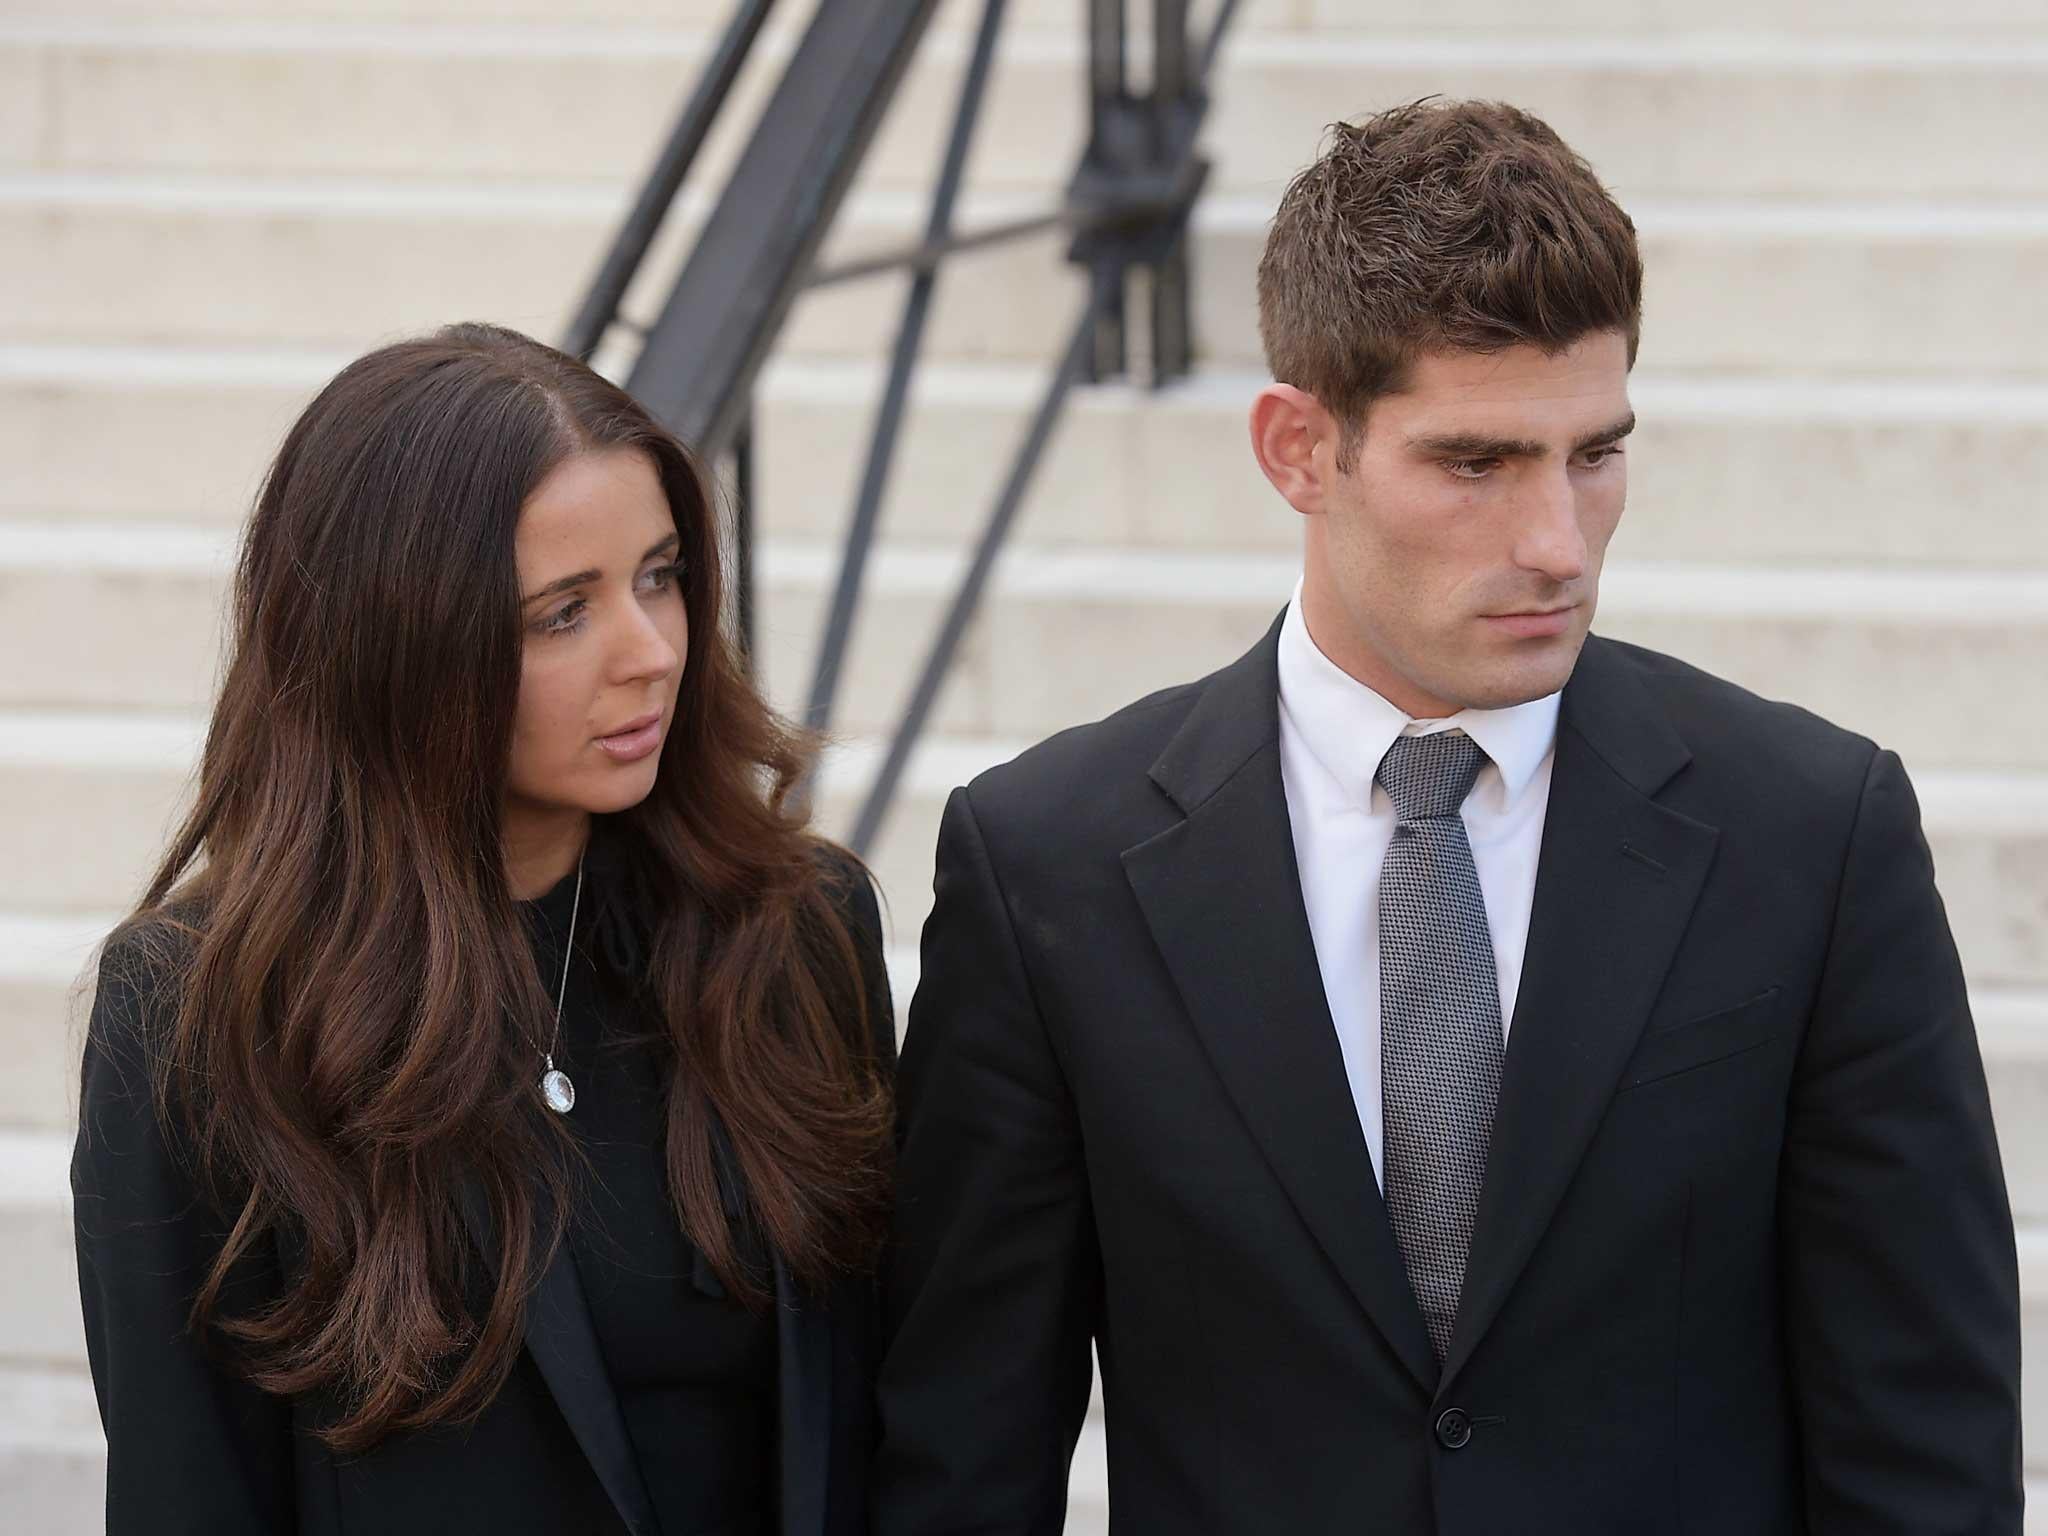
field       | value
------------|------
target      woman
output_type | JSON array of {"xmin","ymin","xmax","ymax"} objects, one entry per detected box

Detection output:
[{"xmin": 71, "ymin": 323, "xmax": 895, "ymax": 1536}]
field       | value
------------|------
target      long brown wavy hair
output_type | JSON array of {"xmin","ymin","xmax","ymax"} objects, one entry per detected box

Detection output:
[{"xmin": 119, "ymin": 322, "xmax": 891, "ymax": 1451}]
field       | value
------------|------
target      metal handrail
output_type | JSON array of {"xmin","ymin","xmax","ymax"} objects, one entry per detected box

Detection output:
[
  {"xmin": 848, "ymin": 263, "xmax": 1120, "ymax": 851},
  {"xmin": 842, "ymin": 0, "xmax": 1242, "ymax": 850},
  {"xmin": 803, "ymin": 0, "xmax": 1014, "ymax": 739},
  {"xmin": 561, "ymin": 0, "xmax": 1245, "ymax": 849},
  {"xmin": 560, "ymin": 0, "xmax": 781, "ymax": 362}
]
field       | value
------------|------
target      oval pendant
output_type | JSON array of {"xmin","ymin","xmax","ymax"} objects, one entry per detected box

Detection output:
[{"xmin": 540, "ymin": 1068, "xmax": 576, "ymax": 1115}]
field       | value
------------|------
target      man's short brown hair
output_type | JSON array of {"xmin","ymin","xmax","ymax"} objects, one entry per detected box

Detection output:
[{"xmin": 1256, "ymin": 99, "xmax": 1642, "ymax": 465}]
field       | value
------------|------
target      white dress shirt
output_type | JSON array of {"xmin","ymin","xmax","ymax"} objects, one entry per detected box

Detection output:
[{"xmin": 1275, "ymin": 589, "xmax": 1561, "ymax": 1188}]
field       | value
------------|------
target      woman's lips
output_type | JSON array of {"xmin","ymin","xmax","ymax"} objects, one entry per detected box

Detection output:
[
  {"xmin": 595, "ymin": 713, "xmax": 664, "ymax": 762},
  {"xmin": 1484, "ymin": 606, "xmax": 1576, "ymax": 639}
]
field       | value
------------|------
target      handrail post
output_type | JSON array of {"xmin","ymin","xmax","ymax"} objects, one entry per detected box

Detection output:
[
  {"xmin": 1149, "ymin": 0, "xmax": 1195, "ymax": 382},
  {"xmin": 803, "ymin": 0, "xmax": 1014, "ymax": 746},
  {"xmin": 731, "ymin": 404, "xmax": 757, "ymax": 668},
  {"xmin": 849, "ymin": 267, "xmax": 1118, "ymax": 855},
  {"xmin": 561, "ymin": 0, "xmax": 781, "ymax": 361},
  {"xmin": 1081, "ymin": 0, "xmax": 1131, "ymax": 383},
  {"xmin": 567, "ymin": 0, "xmax": 1250, "ymax": 845}
]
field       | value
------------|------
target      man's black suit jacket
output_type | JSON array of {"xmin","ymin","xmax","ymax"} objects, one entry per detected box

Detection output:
[{"xmin": 876, "ymin": 619, "xmax": 2022, "ymax": 1534}]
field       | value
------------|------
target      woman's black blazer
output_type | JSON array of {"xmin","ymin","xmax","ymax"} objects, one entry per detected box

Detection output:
[{"xmin": 71, "ymin": 868, "xmax": 895, "ymax": 1536}]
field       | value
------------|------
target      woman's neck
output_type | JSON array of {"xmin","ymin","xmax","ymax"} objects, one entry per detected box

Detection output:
[{"xmin": 502, "ymin": 806, "xmax": 592, "ymax": 900}]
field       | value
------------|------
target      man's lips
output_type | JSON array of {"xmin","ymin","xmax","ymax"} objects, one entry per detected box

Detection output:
[
  {"xmin": 595, "ymin": 711, "xmax": 664, "ymax": 761},
  {"xmin": 1482, "ymin": 605, "xmax": 1577, "ymax": 639}
]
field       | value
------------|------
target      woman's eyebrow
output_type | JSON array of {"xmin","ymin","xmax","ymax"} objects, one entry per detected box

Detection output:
[
  {"xmin": 522, "ymin": 567, "xmax": 599, "ymax": 607},
  {"xmin": 521, "ymin": 534, "xmax": 682, "ymax": 606}
]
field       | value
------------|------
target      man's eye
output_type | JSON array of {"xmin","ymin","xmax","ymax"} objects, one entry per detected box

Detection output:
[
  {"xmin": 1577, "ymin": 445, "xmax": 1625, "ymax": 469},
  {"xmin": 1443, "ymin": 457, "xmax": 1497, "ymax": 481}
]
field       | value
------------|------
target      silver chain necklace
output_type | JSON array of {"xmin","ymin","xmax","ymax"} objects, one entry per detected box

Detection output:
[{"xmin": 537, "ymin": 849, "xmax": 584, "ymax": 1114}]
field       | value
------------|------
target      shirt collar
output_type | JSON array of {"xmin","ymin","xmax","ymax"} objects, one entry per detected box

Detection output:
[{"xmin": 1276, "ymin": 585, "xmax": 1560, "ymax": 810}]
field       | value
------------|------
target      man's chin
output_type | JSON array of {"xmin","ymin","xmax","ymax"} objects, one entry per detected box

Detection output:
[{"xmin": 1454, "ymin": 629, "xmax": 1589, "ymax": 710}]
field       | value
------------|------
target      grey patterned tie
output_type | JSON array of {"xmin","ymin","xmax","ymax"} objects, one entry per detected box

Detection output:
[{"xmin": 1376, "ymin": 730, "xmax": 1503, "ymax": 1363}]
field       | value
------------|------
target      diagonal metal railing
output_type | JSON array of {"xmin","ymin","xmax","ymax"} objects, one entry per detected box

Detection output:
[{"xmin": 565, "ymin": 0, "xmax": 1243, "ymax": 852}]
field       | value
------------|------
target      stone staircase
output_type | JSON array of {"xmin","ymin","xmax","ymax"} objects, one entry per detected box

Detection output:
[{"xmin": 3, "ymin": 0, "xmax": 2045, "ymax": 1529}]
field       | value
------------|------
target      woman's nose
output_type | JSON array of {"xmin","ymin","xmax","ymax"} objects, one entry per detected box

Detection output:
[{"xmin": 612, "ymin": 603, "xmax": 681, "ymax": 684}]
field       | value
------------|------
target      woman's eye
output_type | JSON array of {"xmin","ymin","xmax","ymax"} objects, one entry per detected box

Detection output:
[
  {"xmin": 638, "ymin": 561, "xmax": 686, "ymax": 593},
  {"xmin": 538, "ymin": 600, "xmax": 586, "ymax": 635},
  {"xmin": 1443, "ymin": 457, "xmax": 1497, "ymax": 481}
]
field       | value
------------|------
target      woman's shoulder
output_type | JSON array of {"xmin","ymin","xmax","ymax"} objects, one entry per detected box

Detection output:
[
  {"xmin": 807, "ymin": 841, "xmax": 895, "ymax": 1070},
  {"xmin": 812, "ymin": 840, "xmax": 883, "ymax": 951},
  {"xmin": 74, "ymin": 908, "xmax": 217, "ymax": 1203},
  {"xmin": 86, "ymin": 906, "xmax": 206, "ymax": 1076}
]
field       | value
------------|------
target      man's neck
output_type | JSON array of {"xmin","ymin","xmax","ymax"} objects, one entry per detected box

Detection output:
[{"xmin": 1298, "ymin": 569, "xmax": 1458, "ymax": 721}]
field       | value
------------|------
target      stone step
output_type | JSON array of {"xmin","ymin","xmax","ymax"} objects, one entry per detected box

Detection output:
[
  {"xmin": 0, "ymin": 1364, "xmax": 104, "ymax": 1536},
  {"xmin": 755, "ymin": 364, "xmax": 2048, "ymax": 568},
  {"xmin": 0, "ymin": 1129, "xmax": 80, "ymax": 1367},
  {"xmin": 5, "ymin": 1128, "xmax": 2048, "ymax": 1503},
  {"xmin": 8, "ymin": 346, "xmax": 2047, "ymax": 576},
  {"xmin": 4, "ymin": 23, "xmax": 2047, "ymax": 199},
  {"xmin": 6, "ymin": 176, "xmax": 2047, "ymax": 378},
  {"xmin": 0, "ymin": 911, "xmax": 102, "ymax": 1131},
  {"xmin": 1986, "ymin": 993, "xmax": 2048, "ymax": 1231},
  {"xmin": 1298, "ymin": 0, "xmax": 2048, "ymax": 28},
  {"xmin": 6, "ymin": 715, "xmax": 2046, "ymax": 1111},
  {"xmin": 15, "ymin": 0, "xmax": 1232, "ymax": 28},
  {"xmin": 10, "ymin": 692, "xmax": 2044, "ymax": 1030},
  {"xmin": 0, "ymin": 895, "xmax": 921, "ymax": 1138},
  {"xmin": 2, "ymin": 1350, "xmax": 1089, "ymax": 1536},
  {"xmin": 818, "ymin": 745, "xmax": 2048, "ymax": 992},
  {"xmin": 8, "ymin": 1369, "xmax": 2048, "ymax": 1536},
  {"xmin": 6, "ymin": 703, "xmax": 2045, "ymax": 971},
  {"xmin": 0, "ymin": 716, "xmax": 201, "ymax": 919},
  {"xmin": 22, "ymin": 0, "xmax": 2047, "ymax": 37},
  {"xmin": 3, "ymin": 524, "xmax": 2042, "ymax": 768},
  {"xmin": 687, "ymin": 551, "xmax": 2048, "ymax": 778}
]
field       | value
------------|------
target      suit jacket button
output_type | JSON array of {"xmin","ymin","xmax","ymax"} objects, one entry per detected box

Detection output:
[{"xmin": 1435, "ymin": 1408, "xmax": 1473, "ymax": 1450}]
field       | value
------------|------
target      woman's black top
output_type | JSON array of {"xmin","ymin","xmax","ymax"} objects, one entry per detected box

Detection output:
[
  {"xmin": 521, "ymin": 864, "xmax": 775, "ymax": 1536},
  {"xmin": 70, "ymin": 837, "xmax": 892, "ymax": 1536}
]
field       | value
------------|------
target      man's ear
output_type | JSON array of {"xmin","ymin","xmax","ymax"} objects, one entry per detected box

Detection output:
[{"xmin": 1249, "ymin": 384, "xmax": 1336, "ymax": 517}]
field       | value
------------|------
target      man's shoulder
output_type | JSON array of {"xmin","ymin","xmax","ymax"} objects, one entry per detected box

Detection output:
[
  {"xmin": 971, "ymin": 679, "xmax": 1205, "ymax": 803},
  {"xmin": 1588, "ymin": 635, "xmax": 1881, "ymax": 798},
  {"xmin": 956, "ymin": 672, "xmax": 1215, "ymax": 854}
]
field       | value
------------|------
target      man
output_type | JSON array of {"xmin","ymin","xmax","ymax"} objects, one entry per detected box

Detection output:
[{"xmin": 874, "ymin": 100, "xmax": 2022, "ymax": 1532}]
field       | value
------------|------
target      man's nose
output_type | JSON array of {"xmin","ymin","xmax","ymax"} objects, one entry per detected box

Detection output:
[{"xmin": 1514, "ymin": 472, "xmax": 1588, "ymax": 584}]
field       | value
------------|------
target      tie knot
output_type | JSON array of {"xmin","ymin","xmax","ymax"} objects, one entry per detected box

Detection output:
[{"xmin": 1376, "ymin": 730, "xmax": 1488, "ymax": 824}]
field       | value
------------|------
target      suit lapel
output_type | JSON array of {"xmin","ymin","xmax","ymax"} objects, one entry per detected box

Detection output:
[
  {"xmin": 455, "ymin": 1178, "xmax": 660, "ymax": 1536},
  {"xmin": 1440, "ymin": 637, "xmax": 1720, "ymax": 1388},
  {"xmin": 1123, "ymin": 617, "xmax": 1439, "ymax": 1393}
]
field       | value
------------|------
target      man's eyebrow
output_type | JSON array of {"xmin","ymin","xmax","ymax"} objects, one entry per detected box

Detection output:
[
  {"xmin": 1407, "ymin": 429, "xmax": 1545, "ymax": 460},
  {"xmin": 520, "ymin": 532, "xmax": 681, "ymax": 607},
  {"xmin": 1404, "ymin": 412, "xmax": 1637, "ymax": 461},
  {"xmin": 1572, "ymin": 412, "xmax": 1637, "ymax": 453}
]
